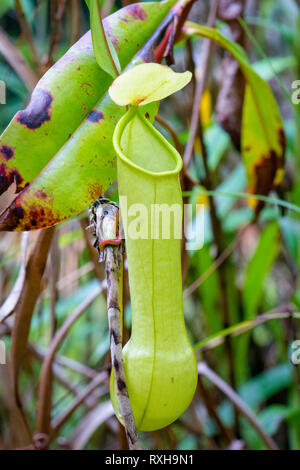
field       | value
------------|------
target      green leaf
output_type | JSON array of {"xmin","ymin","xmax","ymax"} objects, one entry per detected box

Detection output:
[
  {"xmin": 240, "ymin": 364, "xmax": 293, "ymax": 409},
  {"xmin": 184, "ymin": 22, "xmax": 286, "ymax": 207},
  {"xmin": 253, "ymin": 56, "xmax": 297, "ymax": 81},
  {"xmin": 0, "ymin": 0, "xmax": 14, "ymax": 17},
  {"xmin": 243, "ymin": 221, "xmax": 280, "ymax": 320},
  {"xmin": 204, "ymin": 123, "xmax": 231, "ymax": 172},
  {"xmin": 191, "ymin": 246, "xmax": 223, "ymax": 334},
  {"xmin": 91, "ymin": 0, "xmax": 121, "ymax": 78},
  {"xmin": 236, "ymin": 221, "xmax": 280, "ymax": 382},
  {"xmin": 242, "ymin": 404, "xmax": 298, "ymax": 449},
  {"xmin": 215, "ymin": 163, "xmax": 247, "ymax": 216},
  {"xmin": 219, "ymin": 363, "xmax": 293, "ymax": 425},
  {"xmin": 279, "ymin": 217, "xmax": 300, "ymax": 267},
  {"xmin": 258, "ymin": 405, "xmax": 298, "ymax": 436},
  {"xmin": 0, "ymin": 0, "xmax": 178, "ymax": 231},
  {"xmin": 109, "ymin": 63, "xmax": 192, "ymax": 105}
]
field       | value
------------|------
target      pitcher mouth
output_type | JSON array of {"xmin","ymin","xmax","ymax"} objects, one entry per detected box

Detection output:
[{"xmin": 113, "ymin": 107, "xmax": 183, "ymax": 177}]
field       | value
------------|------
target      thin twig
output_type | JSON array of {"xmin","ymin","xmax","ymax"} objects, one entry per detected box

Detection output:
[
  {"xmin": 2, "ymin": 317, "xmax": 98, "ymax": 396},
  {"xmin": 0, "ymin": 26, "xmax": 38, "ymax": 92},
  {"xmin": 31, "ymin": 344, "xmax": 99, "ymax": 379},
  {"xmin": 51, "ymin": 372, "xmax": 107, "ymax": 436},
  {"xmin": 47, "ymin": 0, "xmax": 67, "ymax": 67},
  {"xmin": 15, "ymin": 0, "xmax": 41, "ymax": 76},
  {"xmin": 80, "ymin": 217, "xmax": 105, "ymax": 283},
  {"xmin": 71, "ymin": 0, "xmax": 81, "ymax": 44},
  {"xmin": 55, "ymin": 261, "xmax": 94, "ymax": 291},
  {"xmin": 93, "ymin": 201, "xmax": 141, "ymax": 450},
  {"xmin": 180, "ymin": 404, "xmax": 218, "ymax": 449},
  {"xmin": 184, "ymin": 224, "xmax": 250, "ymax": 298},
  {"xmin": 183, "ymin": 238, "xmax": 236, "ymax": 298},
  {"xmin": 183, "ymin": 0, "xmax": 219, "ymax": 170},
  {"xmin": 197, "ymin": 376, "xmax": 234, "ymax": 444},
  {"xmin": 49, "ymin": 232, "xmax": 59, "ymax": 339},
  {"xmin": 69, "ymin": 401, "xmax": 114, "ymax": 450},
  {"xmin": 11, "ymin": 227, "xmax": 55, "ymax": 404},
  {"xmin": 198, "ymin": 362, "xmax": 279, "ymax": 450},
  {"xmin": 155, "ymin": 115, "xmax": 184, "ymax": 155}
]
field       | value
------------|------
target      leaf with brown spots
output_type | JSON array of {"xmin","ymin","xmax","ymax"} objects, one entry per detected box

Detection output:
[
  {"xmin": 183, "ymin": 23, "xmax": 286, "ymax": 209},
  {"xmin": 0, "ymin": 0, "xmax": 186, "ymax": 231}
]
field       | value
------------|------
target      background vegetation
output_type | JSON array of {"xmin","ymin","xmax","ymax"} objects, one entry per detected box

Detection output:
[{"xmin": 0, "ymin": 0, "xmax": 300, "ymax": 450}]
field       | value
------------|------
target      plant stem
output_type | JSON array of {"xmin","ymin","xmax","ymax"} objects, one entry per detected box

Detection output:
[
  {"xmin": 105, "ymin": 245, "xmax": 141, "ymax": 450},
  {"xmin": 198, "ymin": 376, "xmax": 235, "ymax": 445},
  {"xmin": 93, "ymin": 201, "xmax": 141, "ymax": 450},
  {"xmin": 195, "ymin": 308, "xmax": 300, "ymax": 351},
  {"xmin": 15, "ymin": 0, "xmax": 41, "ymax": 76},
  {"xmin": 183, "ymin": 238, "xmax": 236, "ymax": 298},
  {"xmin": 198, "ymin": 362, "xmax": 279, "ymax": 450},
  {"xmin": 155, "ymin": 115, "xmax": 184, "ymax": 155}
]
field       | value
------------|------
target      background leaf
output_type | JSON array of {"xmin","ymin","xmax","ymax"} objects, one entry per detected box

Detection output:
[
  {"xmin": 0, "ymin": 0, "xmax": 14, "ymax": 18},
  {"xmin": 184, "ymin": 22, "xmax": 286, "ymax": 206},
  {"xmin": 236, "ymin": 221, "xmax": 281, "ymax": 382},
  {"xmin": 243, "ymin": 221, "xmax": 280, "ymax": 320},
  {"xmin": 91, "ymin": 0, "xmax": 121, "ymax": 78}
]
